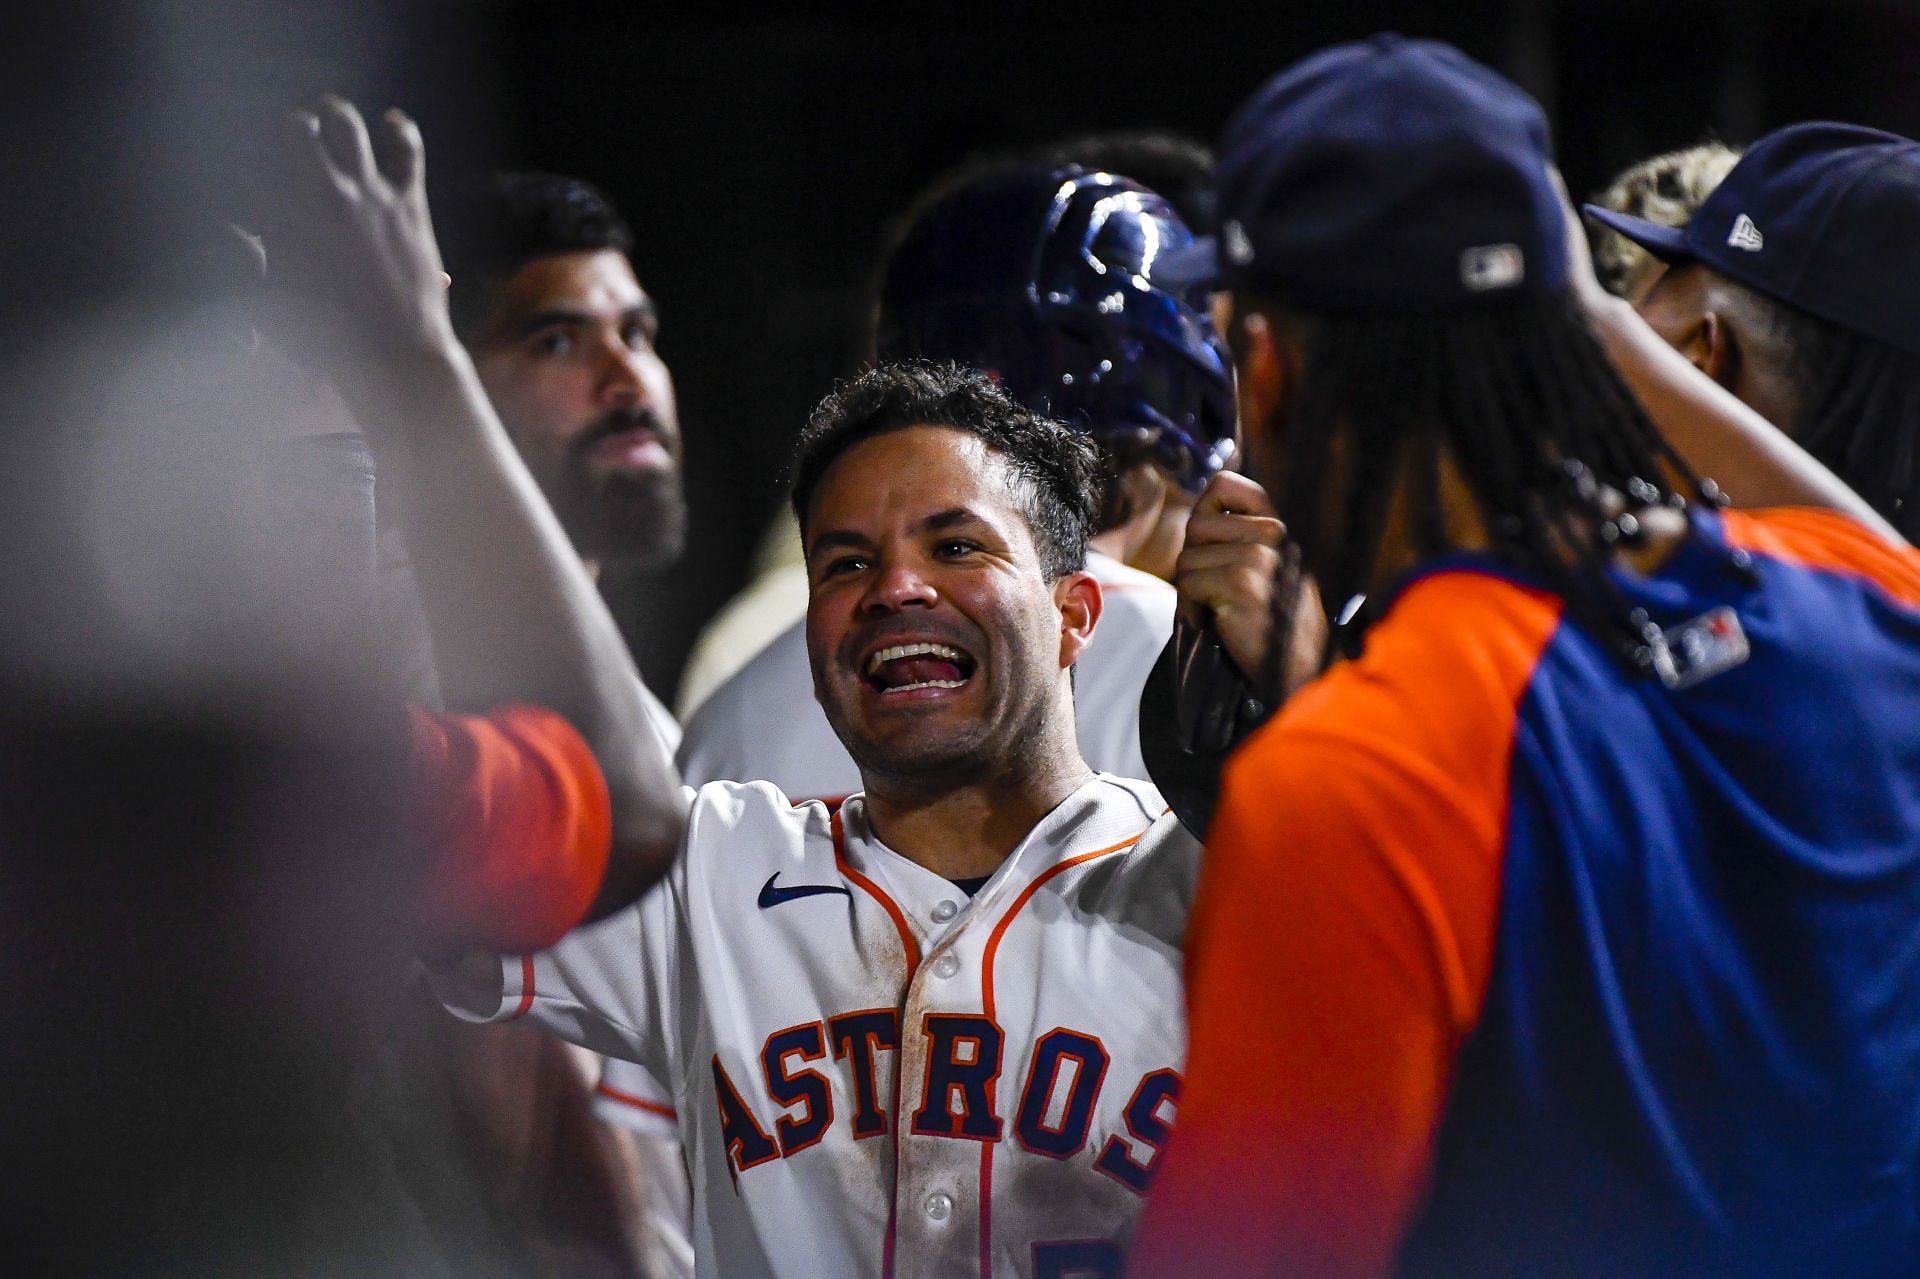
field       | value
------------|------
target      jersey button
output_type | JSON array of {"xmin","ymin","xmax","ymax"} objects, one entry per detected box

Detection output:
[
  {"xmin": 933, "ymin": 954, "xmax": 960, "ymax": 979},
  {"xmin": 925, "ymin": 1192, "xmax": 953, "ymax": 1222},
  {"xmin": 931, "ymin": 900, "xmax": 958, "ymax": 923}
]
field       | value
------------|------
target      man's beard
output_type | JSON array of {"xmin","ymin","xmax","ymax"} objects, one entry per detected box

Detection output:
[
  {"xmin": 550, "ymin": 408, "xmax": 688, "ymax": 570},
  {"xmin": 556, "ymin": 465, "xmax": 687, "ymax": 569}
]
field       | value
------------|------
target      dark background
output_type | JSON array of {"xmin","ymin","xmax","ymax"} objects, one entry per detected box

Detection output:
[
  {"xmin": 0, "ymin": 9, "xmax": 1914, "ymax": 1263},
  {"xmin": 14, "ymin": 0, "xmax": 1920, "ymax": 700}
]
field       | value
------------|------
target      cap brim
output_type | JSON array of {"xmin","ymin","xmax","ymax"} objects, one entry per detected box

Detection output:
[
  {"xmin": 1151, "ymin": 236, "xmax": 1221, "ymax": 290},
  {"xmin": 1581, "ymin": 204, "xmax": 1694, "ymax": 262}
]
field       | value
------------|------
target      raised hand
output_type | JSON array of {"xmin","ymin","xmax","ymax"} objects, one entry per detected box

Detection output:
[{"xmin": 269, "ymin": 96, "xmax": 456, "ymax": 376}]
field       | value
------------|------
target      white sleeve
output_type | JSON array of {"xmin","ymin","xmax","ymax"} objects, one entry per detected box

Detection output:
[
  {"xmin": 629, "ymin": 1129, "xmax": 696, "ymax": 1279},
  {"xmin": 595, "ymin": 1054, "xmax": 681, "ymax": 1137},
  {"xmin": 434, "ymin": 791, "xmax": 696, "ymax": 1088},
  {"xmin": 595, "ymin": 1057, "xmax": 695, "ymax": 1279}
]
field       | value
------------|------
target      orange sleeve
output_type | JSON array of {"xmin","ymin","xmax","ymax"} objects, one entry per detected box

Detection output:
[
  {"xmin": 1721, "ymin": 507, "xmax": 1920, "ymax": 607},
  {"xmin": 1128, "ymin": 575, "xmax": 1560, "ymax": 1279},
  {"xmin": 408, "ymin": 704, "xmax": 612, "ymax": 952}
]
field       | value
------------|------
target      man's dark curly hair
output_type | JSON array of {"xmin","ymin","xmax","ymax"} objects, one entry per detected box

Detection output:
[
  {"xmin": 790, "ymin": 362, "xmax": 1100, "ymax": 580},
  {"xmin": 437, "ymin": 172, "xmax": 635, "ymax": 338}
]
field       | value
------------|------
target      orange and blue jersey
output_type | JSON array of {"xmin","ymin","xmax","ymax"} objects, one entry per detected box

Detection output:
[{"xmin": 1129, "ymin": 507, "xmax": 1920, "ymax": 1278}]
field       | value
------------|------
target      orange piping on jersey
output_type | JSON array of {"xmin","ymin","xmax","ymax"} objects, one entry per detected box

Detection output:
[
  {"xmin": 508, "ymin": 953, "xmax": 537, "ymax": 1020},
  {"xmin": 1720, "ymin": 507, "xmax": 1920, "ymax": 608},
  {"xmin": 831, "ymin": 807, "xmax": 918, "ymax": 1279},
  {"xmin": 595, "ymin": 1080, "xmax": 677, "ymax": 1120},
  {"xmin": 976, "ymin": 829, "xmax": 1145, "ymax": 1279},
  {"xmin": 833, "ymin": 808, "xmax": 922, "ymax": 976},
  {"xmin": 980, "ymin": 832, "xmax": 1144, "ymax": 1021}
]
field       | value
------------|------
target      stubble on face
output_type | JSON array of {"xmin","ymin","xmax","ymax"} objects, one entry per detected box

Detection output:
[
  {"xmin": 802, "ymin": 427, "xmax": 1076, "ymax": 794},
  {"xmin": 474, "ymin": 250, "xmax": 688, "ymax": 570},
  {"xmin": 547, "ymin": 414, "xmax": 688, "ymax": 567}
]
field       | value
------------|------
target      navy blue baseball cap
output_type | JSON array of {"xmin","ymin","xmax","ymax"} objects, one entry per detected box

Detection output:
[
  {"xmin": 1160, "ymin": 34, "xmax": 1567, "ymax": 312},
  {"xmin": 1584, "ymin": 122, "xmax": 1920, "ymax": 355}
]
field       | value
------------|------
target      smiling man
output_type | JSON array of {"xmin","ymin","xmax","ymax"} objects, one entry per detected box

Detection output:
[
  {"xmin": 280, "ymin": 97, "xmax": 1198, "ymax": 1276},
  {"xmin": 438, "ymin": 362, "xmax": 1199, "ymax": 1279},
  {"xmin": 795, "ymin": 374, "xmax": 1104, "ymax": 850}
]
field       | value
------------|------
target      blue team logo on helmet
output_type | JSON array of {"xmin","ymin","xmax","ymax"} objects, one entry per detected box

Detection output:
[{"xmin": 877, "ymin": 165, "xmax": 1237, "ymax": 493}]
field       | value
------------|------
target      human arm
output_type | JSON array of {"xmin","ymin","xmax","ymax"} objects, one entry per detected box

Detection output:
[
  {"xmin": 266, "ymin": 98, "xmax": 684, "ymax": 920},
  {"xmin": 1554, "ymin": 177, "xmax": 1903, "ymax": 543}
]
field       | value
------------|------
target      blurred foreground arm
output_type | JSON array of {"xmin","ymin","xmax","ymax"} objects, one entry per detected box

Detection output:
[{"xmin": 268, "ymin": 98, "xmax": 684, "ymax": 927}]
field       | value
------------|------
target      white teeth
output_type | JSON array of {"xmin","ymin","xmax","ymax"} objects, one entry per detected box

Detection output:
[
  {"xmin": 885, "ymin": 679, "xmax": 967, "ymax": 693},
  {"xmin": 864, "ymin": 641, "xmax": 966, "ymax": 675}
]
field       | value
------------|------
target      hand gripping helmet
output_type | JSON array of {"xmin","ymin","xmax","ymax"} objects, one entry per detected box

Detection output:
[{"xmin": 875, "ymin": 165, "xmax": 1236, "ymax": 494}]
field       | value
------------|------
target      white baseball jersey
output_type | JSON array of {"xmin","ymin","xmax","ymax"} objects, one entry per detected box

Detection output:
[
  {"xmin": 675, "ymin": 550, "xmax": 1176, "ymax": 799},
  {"xmin": 445, "ymin": 775, "xmax": 1199, "ymax": 1279},
  {"xmin": 607, "ymin": 681, "xmax": 698, "ymax": 1278}
]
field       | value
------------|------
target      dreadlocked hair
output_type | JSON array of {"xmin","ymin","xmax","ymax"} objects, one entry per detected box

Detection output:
[
  {"xmin": 1773, "ymin": 305, "xmax": 1920, "ymax": 543},
  {"xmin": 1262, "ymin": 290, "xmax": 1716, "ymax": 679}
]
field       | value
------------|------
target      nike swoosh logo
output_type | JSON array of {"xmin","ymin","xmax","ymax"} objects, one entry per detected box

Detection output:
[{"xmin": 758, "ymin": 872, "xmax": 852, "ymax": 909}]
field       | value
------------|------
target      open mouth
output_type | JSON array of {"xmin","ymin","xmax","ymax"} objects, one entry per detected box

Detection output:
[{"xmin": 862, "ymin": 640, "xmax": 978, "ymax": 695}]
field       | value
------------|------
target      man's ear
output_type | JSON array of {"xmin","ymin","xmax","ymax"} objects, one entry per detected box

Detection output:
[
  {"xmin": 1660, "ymin": 307, "xmax": 1736, "ymax": 388},
  {"xmin": 1054, "ymin": 570, "xmax": 1102, "ymax": 669},
  {"xmin": 1695, "ymin": 310, "xmax": 1737, "ymax": 388},
  {"xmin": 1234, "ymin": 309, "xmax": 1291, "ymax": 434}
]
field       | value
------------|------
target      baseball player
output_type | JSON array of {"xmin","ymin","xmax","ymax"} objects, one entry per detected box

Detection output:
[
  {"xmin": 270, "ymin": 100, "xmax": 1203, "ymax": 1279},
  {"xmin": 1589, "ymin": 121, "xmax": 1920, "ymax": 543},
  {"xmin": 676, "ymin": 162, "xmax": 1235, "ymax": 802},
  {"xmin": 457, "ymin": 362, "xmax": 1199, "ymax": 1279},
  {"xmin": 630, "ymin": 163, "xmax": 1226, "ymax": 1199},
  {"xmin": 1129, "ymin": 37, "xmax": 1920, "ymax": 1278}
]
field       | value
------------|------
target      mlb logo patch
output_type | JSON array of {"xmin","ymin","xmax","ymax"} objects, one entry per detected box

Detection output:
[
  {"xmin": 1460, "ymin": 243, "xmax": 1525, "ymax": 292},
  {"xmin": 1651, "ymin": 606, "xmax": 1751, "ymax": 691}
]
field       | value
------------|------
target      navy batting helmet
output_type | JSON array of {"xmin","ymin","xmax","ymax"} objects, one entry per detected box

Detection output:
[{"xmin": 876, "ymin": 165, "xmax": 1236, "ymax": 494}]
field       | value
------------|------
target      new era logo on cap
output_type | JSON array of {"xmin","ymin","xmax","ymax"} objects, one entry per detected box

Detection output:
[
  {"xmin": 1460, "ymin": 243, "xmax": 1525, "ymax": 292},
  {"xmin": 1583, "ymin": 121, "xmax": 1920, "ymax": 355}
]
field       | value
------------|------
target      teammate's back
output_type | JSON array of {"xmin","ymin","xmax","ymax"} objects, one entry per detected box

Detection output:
[
  {"xmin": 1385, "ymin": 507, "xmax": 1920, "ymax": 1276},
  {"xmin": 1415, "ymin": 508, "xmax": 1920, "ymax": 1275},
  {"xmin": 1162, "ymin": 504, "xmax": 1920, "ymax": 1278}
]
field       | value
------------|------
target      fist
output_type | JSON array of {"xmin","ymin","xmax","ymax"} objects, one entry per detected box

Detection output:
[{"xmin": 1175, "ymin": 471, "xmax": 1328, "ymax": 699}]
